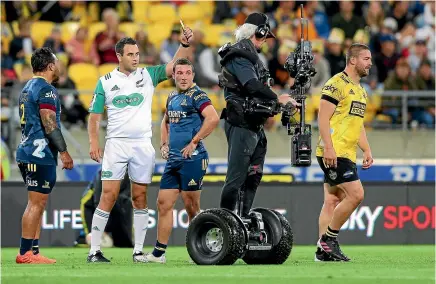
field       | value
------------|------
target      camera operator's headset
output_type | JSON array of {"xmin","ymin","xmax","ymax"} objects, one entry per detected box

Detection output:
[{"xmin": 254, "ymin": 14, "xmax": 271, "ymax": 40}]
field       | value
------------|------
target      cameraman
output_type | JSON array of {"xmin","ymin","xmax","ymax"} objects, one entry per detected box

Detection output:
[{"xmin": 218, "ymin": 13, "xmax": 299, "ymax": 217}]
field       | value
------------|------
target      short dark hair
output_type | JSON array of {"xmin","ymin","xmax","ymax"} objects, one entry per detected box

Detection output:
[
  {"xmin": 346, "ymin": 43, "xmax": 370, "ymax": 64},
  {"xmin": 172, "ymin": 58, "xmax": 195, "ymax": 73},
  {"xmin": 115, "ymin": 37, "xmax": 137, "ymax": 55},
  {"xmin": 31, "ymin": 47, "xmax": 56, "ymax": 73}
]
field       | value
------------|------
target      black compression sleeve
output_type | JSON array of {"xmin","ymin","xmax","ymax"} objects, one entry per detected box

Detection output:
[
  {"xmin": 244, "ymin": 78, "xmax": 278, "ymax": 100},
  {"xmin": 46, "ymin": 128, "xmax": 67, "ymax": 152}
]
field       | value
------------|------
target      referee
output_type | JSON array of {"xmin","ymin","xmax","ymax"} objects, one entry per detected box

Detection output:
[{"xmin": 315, "ymin": 43, "xmax": 374, "ymax": 262}]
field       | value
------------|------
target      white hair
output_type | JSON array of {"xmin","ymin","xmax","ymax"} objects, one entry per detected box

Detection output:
[{"xmin": 234, "ymin": 23, "xmax": 257, "ymax": 42}]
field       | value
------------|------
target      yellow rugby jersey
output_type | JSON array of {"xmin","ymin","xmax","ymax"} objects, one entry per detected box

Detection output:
[{"xmin": 316, "ymin": 71, "xmax": 368, "ymax": 163}]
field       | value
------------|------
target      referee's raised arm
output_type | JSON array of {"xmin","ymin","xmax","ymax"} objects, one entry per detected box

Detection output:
[{"xmin": 165, "ymin": 24, "xmax": 194, "ymax": 77}]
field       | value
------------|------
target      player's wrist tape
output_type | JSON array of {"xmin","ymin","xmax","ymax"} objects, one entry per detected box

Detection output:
[
  {"xmin": 181, "ymin": 42, "xmax": 190, "ymax": 48},
  {"xmin": 46, "ymin": 128, "xmax": 67, "ymax": 152}
]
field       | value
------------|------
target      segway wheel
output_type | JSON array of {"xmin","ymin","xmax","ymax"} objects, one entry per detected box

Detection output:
[
  {"xmin": 186, "ymin": 208, "xmax": 246, "ymax": 265},
  {"xmin": 242, "ymin": 209, "xmax": 294, "ymax": 265}
]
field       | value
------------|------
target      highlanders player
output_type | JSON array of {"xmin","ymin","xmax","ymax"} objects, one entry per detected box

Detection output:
[
  {"xmin": 87, "ymin": 28, "xmax": 194, "ymax": 263},
  {"xmin": 145, "ymin": 58, "xmax": 219, "ymax": 263},
  {"xmin": 16, "ymin": 47, "xmax": 74, "ymax": 264},
  {"xmin": 315, "ymin": 43, "xmax": 374, "ymax": 262}
]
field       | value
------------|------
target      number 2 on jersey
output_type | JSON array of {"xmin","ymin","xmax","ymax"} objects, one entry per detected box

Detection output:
[
  {"xmin": 20, "ymin": 104, "xmax": 25, "ymax": 125},
  {"xmin": 32, "ymin": 139, "xmax": 47, "ymax": 158}
]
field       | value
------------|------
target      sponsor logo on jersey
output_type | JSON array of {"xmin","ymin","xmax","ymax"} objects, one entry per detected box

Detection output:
[
  {"xmin": 349, "ymin": 89, "xmax": 355, "ymax": 95},
  {"xmin": 112, "ymin": 93, "xmax": 144, "ymax": 108},
  {"xmin": 194, "ymin": 93, "xmax": 208, "ymax": 101},
  {"xmin": 322, "ymin": 85, "xmax": 338, "ymax": 94},
  {"xmin": 101, "ymin": 171, "xmax": 113, "ymax": 178},
  {"xmin": 45, "ymin": 91, "xmax": 57, "ymax": 99},
  {"xmin": 349, "ymin": 101, "xmax": 366, "ymax": 118},
  {"xmin": 167, "ymin": 110, "xmax": 187, "ymax": 123},
  {"xmin": 180, "ymin": 98, "xmax": 187, "ymax": 106},
  {"xmin": 111, "ymin": 85, "xmax": 120, "ymax": 91}
]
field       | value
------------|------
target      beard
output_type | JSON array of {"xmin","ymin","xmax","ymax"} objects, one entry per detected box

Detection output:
[
  {"xmin": 52, "ymin": 71, "xmax": 60, "ymax": 84},
  {"xmin": 356, "ymin": 65, "xmax": 370, "ymax": 78}
]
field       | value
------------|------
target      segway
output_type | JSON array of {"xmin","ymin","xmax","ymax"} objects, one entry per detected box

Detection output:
[{"xmin": 186, "ymin": 189, "xmax": 294, "ymax": 265}]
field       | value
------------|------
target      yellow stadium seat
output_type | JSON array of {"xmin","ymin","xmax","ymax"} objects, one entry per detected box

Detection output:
[
  {"xmin": 2, "ymin": 23, "xmax": 13, "ymax": 54},
  {"xmin": 88, "ymin": 22, "xmax": 106, "ymax": 42},
  {"xmin": 148, "ymin": 4, "xmax": 177, "ymax": 24},
  {"xmin": 311, "ymin": 94, "xmax": 322, "ymax": 111},
  {"xmin": 178, "ymin": 3, "xmax": 204, "ymax": 23},
  {"xmin": 132, "ymin": 1, "xmax": 150, "ymax": 23},
  {"xmin": 146, "ymin": 23, "xmax": 172, "ymax": 49},
  {"xmin": 11, "ymin": 21, "xmax": 19, "ymax": 36},
  {"xmin": 203, "ymin": 24, "xmax": 226, "ymax": 47},
  {"xmin": 31, "ymin": 21, "xmax": 55, "ymax": 48},
  {"xmin": 68, "ymin": 63, "xmax": 100, "ymax": 108},
  {"xmin": 88, "ymin": 2, "xmax": 100, "ymax": 23},
  {"xmin": 197, "ymin": 1, "xmax": 215, "ymax": 24},
  {"xmin": 119, "ymin": 22, "xmax": 140, "ymax": 39},
  {"xmin": 61, "ymin": 22, "xmax": 80, "ymax": 44},
  {"xmin": 208, "ymin": 93, "xmax": 222, "ymax": 111},
  {"xmin": 98, "ymin": 63, "xmax": 118, "ymax": 77},
  {"xmin": 13, "ymin": 63, "xmax": 23, "ymax": 80}
]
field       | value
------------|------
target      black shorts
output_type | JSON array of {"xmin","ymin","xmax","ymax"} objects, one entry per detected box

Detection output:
[
  {"xmin": 316, "ymin": 156, "xmax": 359, "ymax": 186},
  {"xmin": 18, "ymin": 163, "xmax": 57, "ymax": 194}
]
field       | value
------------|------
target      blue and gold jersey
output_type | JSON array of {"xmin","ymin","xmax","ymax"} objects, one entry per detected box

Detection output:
[
  {"xmin": 166, "ymin": 84, "xmax": 211, "ymax": 161},
  {"xmin": 16, "ymin": 77, "xmax": 61, "ymax": 165}
]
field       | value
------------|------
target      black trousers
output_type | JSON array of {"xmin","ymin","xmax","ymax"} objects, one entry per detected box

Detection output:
[{"xmin": 220, "ymin": 120, "xmax": 267, "ymax": 217}]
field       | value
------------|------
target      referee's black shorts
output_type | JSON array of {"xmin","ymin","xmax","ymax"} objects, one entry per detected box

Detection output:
[{"xmin": 316, "ymin": 156, "xmax": 359, "ymax": 186}]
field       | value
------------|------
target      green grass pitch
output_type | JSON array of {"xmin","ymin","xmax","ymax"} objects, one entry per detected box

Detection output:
[{"xmin": 2, "ymin": 245, "xmax": 435, "ymax": 284}]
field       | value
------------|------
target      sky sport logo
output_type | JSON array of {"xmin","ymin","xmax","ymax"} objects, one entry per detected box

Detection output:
[{"xmin": 340, "ymin": 205, "xmax": 435, "ymax": 237}]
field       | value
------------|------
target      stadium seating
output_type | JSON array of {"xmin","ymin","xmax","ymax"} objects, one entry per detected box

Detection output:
[
  {"xmin": 98, "ymin": 63, "xmax": 118, "ymax": 77},
  {"xmin": 87, "ymin": 22, "xmax": 106, "ymax": 42},
  {"xmin": 132, "ymin": 1, "xmax": 151, "ymax": 23},
  {"xmin": 147, "ymin": 4, "xmax": 177, "ymax": 25},
  {"xmin": 178, "ymin": 3, "xmax": 204, "ymax": 24},
  {"xmin": 68, "ymin": 63, "xmax": 100, "ymax": 108},
  {"xmin": 146, "ymin": 23, "xmax": 172, "ymax": 49},
  {"xmin": 61, "ymin": 21, "xmax": 81, "ymax": 44},
  {"xmin": 30, "ymin": 21, "xmax": 55, "ymax": 49},
  {"xmin": 119, "ymin": 22, "xmax": 141, "ymax": 39}
]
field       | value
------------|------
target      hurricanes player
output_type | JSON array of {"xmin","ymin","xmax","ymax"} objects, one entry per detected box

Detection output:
[
  {"xmin": 86, "ymin": 26, "xmax": 194, "ymax": 263},
  {"xmin": 315, "ymin": 43, "xmax": 374, "ymax": 261}
]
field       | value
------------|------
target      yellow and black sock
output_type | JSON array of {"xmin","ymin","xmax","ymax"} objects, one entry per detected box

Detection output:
[{"xmin": 325, "ymin": 226, "xmax": 339, "ymax": 238}]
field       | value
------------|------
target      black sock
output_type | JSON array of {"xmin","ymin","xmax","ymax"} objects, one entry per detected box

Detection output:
[
  {"xmin": 325, "ymin": 226, "xmax": 339, "ymax": 239},
  {"xmin": 19, "ymin": 238, "xmax": 33, "ymax": 255},
  {"xmin": 32, "ymin": 239, "xmax": 39, "ymax": 255},
  {"xmin": 152, "ymin": 241, "xmax": 167, "ymax": 258}
]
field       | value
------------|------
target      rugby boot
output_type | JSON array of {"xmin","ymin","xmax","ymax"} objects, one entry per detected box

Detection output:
[
  {"xmin": 87, "ymin": 250, "xmax": 110, "ymax": 263},
  {"xmin": 317, "ymin": 234, "xmax": 350, "ymax": 261},
  {"xmin": 33, "ymin": 253, "xmax": 56, "ymax": 264}
]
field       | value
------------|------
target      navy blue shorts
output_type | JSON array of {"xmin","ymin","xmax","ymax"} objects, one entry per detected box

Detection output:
[
  {"xmin": 160, "ymin": 153, "xmax": 209, "ymax": 191},
  {"xmin": 18, "ymin": 163, "xmax": 57, "ymax": 194}
]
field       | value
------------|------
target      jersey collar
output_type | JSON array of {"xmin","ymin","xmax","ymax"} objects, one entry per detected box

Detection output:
[
  {"xmin": 115, "ymin": 67, "xmax": 137, "ymax": 78},
  {"xmin": 180, "ymin": 83, "xmax": 197, "ymax": 93},
  {"xmin": 32, "ymin": 76, "xmax": 48, "ymax": 82}
]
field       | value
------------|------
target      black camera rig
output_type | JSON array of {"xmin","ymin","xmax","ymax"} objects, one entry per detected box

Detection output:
[{"xmin": 282, "ymin": 5, "xmax": 317, "ymax": 167}]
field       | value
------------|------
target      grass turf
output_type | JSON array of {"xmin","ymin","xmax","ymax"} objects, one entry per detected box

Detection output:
[{"xmin": 1, "ymin": 245, "xmax": 435, "ymax": 284}]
